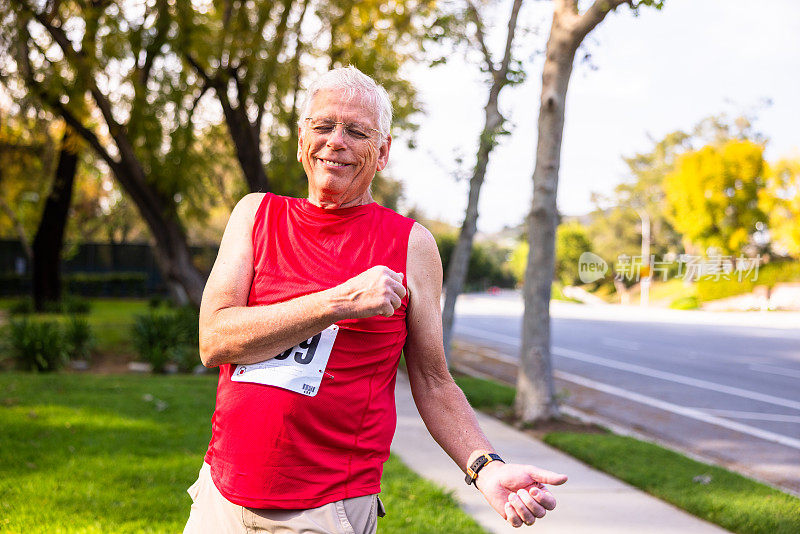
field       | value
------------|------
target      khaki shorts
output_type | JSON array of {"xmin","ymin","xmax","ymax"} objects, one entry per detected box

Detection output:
[{"xmin": 183, "ymin": 463, "xmax": 380, "ymax": 534}]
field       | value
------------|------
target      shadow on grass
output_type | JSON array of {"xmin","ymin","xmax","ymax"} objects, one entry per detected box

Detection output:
[
  {"xmin": 0, "ymin": 373, "xmax": 217, "ymax": 533},
  {"xmin": 1, "ymin": 373, "xmax": 489, "ymax": 534}
]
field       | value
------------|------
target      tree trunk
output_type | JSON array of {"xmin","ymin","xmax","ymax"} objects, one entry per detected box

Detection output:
[
  {"xmin": 441, "ymin": 0, "xmax": 523, "ymax": 363},
  {"xmin": 32, "ymin": 127, "xmax": 79, "ymax": 311},
  {"xmin": 442, "ymin": 99, "xmax": 503, "ymax": 362},
  {"xmin": 112, "ymin": 163, "xmax": 206, "ymax": 306},
  {"xmin": 516, "ymin": 0, "xmax": 629, "ymax": 423},
  {"xmin": 220, "ymin": 96, "xmax": 271, "ymax": 192},
  {"xmin": 516, "ymin": 15, "xmax": 579, "ymax": 423}
]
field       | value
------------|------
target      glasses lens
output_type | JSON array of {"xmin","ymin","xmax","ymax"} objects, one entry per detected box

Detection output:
[{"xmin": 307, "ymin": 118, "xmax": 373, "ymax": 141}]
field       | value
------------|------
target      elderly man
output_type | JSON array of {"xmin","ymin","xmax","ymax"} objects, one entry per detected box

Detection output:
[{"xmin": 184, "ymin": 66, "xmax": 567, "ymax": 533}]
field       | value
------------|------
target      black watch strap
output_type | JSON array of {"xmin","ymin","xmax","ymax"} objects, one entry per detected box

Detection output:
[{"xmin": 465, "ymin": 453, "xmax": 504, "ymax": 486}]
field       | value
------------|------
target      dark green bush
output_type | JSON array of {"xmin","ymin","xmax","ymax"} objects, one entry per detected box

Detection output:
[
  {"xmin": 8, "ymin": 295, "xmax": 90, "ymax": 315},
  {"xmin": 65, "ymin": 272, "xmax": 147, "ymax": 297},
  {"xmin": 63, "ymin": 295, "xmax": 91, "ymax": 314},
  {"xmin": 435, "ymin": 234, "xmax": 516, "ymax": 291},
  {"xmin": 131, "ymin": 307, "xmax": 199, "ymax": 373},
  {"xmin": 9, "ymin": 298, "xmax": 34, "ymax": 315},
  {"xmin": 169, "ymin": 344, "xmax": 200, "ymax": 373},
  {"xmin": 8, "ymin": 318, "xmax": 67, "ymax": 372},
  {"xmin": 64, "ymin": 315, "xmax": 94, "ymax": 360},
  {"xmin": 148, "ymin": 296, "xmax": 167, "ymax": 309}
]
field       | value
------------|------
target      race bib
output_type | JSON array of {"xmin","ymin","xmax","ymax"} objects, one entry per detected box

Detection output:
[{"xmin": 231, "ymin": 325, "xmax": 339, "ymax": 397}]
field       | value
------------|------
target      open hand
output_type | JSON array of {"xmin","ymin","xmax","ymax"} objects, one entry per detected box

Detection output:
[{"xmin": 476, "ymin": 461, "xmax": 568, "ymax": 528}]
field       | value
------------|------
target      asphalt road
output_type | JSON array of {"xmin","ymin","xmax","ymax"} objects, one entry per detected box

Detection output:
[{"xmin": 452, "ymin": 292, "xmax": 800, "ymax": 495}]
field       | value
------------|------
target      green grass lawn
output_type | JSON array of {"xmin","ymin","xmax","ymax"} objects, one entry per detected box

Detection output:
[
  {"xmin": 0, "ymin": 373, "xmax": 485, "ymax": 534},
  {"xmin": 545, "ymin": 433, "xmax": 800, "ymax": 534},
  {"xmin": 453, "ymin": 375, "xmax": 516, "ymax": 411},
  {"xmin": 455, "ymin": 373, "xmax": 800, "ymax": 534}
]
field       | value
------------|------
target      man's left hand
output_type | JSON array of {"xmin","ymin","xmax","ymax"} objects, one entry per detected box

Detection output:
[{"xmin": 475, "ymin": 461, "xmax": 568, "ymax": 528}]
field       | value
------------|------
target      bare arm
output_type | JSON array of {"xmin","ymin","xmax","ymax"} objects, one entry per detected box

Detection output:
[
  {"xmin": 199, "ymin": 194, "xmax": 406, "ymax": 368},
  {"xmin": 404, "ymin": 222, "xmax": 567, "ymax": 528}
]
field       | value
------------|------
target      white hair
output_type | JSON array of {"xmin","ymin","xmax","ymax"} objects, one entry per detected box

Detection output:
[{"xmin": 300, "ymin": 66, "xmax": 393, "ymax": 139}]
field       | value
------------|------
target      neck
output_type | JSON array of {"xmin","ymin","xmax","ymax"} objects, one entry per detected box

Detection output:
[{"xmin": 307, "ymin": 189, "xmax": 374, "ymax": 209}]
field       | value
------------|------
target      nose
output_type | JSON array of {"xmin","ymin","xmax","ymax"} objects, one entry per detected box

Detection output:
[{"xmin": 325, "ymin": 123, "xmax": 347, "ymax": 149}]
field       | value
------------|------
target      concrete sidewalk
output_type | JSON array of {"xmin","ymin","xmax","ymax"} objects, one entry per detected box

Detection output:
[{"xmin": 390, "ymin": 373, "xmax": 730, "ymax": 533}]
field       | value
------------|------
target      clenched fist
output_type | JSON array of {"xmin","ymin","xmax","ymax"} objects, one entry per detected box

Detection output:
[{"xmin": 331, "ymin": 265, "xmax": 406, "ymax": 319}]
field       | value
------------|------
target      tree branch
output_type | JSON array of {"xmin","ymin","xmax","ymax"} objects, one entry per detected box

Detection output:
[
  {"xmin": 15, "ymin": 28, "xmax": 120, "ymax": 174},
  {"xmin": 464, "ymin": 0, "xmax": 496, "ymax": 74},
  {"xmin": 498, "ymin": 0, "xmax": 524, "ymax": 79},
  {"xmin": 139, "ymin": 0, "xmax": 171, "ymax": 85},
  {"xmin": 571, "ymin": 0, "xmax": 628, "ymax": 39}
]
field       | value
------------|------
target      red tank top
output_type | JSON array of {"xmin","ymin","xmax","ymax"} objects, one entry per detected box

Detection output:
[{"xmin": 204, "ymin": 193, "xmax": 415, "ymax": 509}]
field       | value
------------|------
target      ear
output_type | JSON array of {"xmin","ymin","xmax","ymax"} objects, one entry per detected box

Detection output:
[
  {"xmin": 297, "ymin": 125, "xmax": 304, "ymax": 162},
  {"xmin": 375, "ymin": 134, "xmax": 392, "ymax": 172}
]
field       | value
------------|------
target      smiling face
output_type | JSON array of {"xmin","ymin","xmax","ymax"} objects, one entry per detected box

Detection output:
[{"xmin": 298, "ymin": 88, "xmax": 391, "ymax": 208}]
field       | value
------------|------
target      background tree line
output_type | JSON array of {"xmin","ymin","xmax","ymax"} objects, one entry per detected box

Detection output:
[{"xmin": 0, "ymin": 0, "xmax": 440, "ymax": 308}]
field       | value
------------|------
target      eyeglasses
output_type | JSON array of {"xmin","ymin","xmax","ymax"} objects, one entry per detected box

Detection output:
[{"xmin": 304, "ymin": 117, "xmax": 382, "ymax": 142}]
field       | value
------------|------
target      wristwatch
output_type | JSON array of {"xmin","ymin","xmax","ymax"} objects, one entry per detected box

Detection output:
[{"xmin": 465, "ymin": 453, "xmax": 504, "ymax": 486}]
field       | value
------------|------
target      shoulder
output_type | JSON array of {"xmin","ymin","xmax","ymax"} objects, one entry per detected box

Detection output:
[
  {"xmin": 407, "ymin": 222, "xmax": 442, "ymax": 298},
  {"xmin": 408, "ymin": 222, "xmax": 439, "ymax": 261},
  {"xmin": 230, "ymin": 192, "xmax": 267, "ymax": 223}
]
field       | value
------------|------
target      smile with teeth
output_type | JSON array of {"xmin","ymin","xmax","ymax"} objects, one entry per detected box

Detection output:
[{"xmin": 317, "ymin": 158, "xmax": 350, "ymax": 167}]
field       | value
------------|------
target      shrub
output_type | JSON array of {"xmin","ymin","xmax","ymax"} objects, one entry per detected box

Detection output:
[
  {"xmin": 63, "ymin": 295, "xmax": 91, "ymax": 314},
  {"xmin": 64, "ymin": 315, "xmax": 94, "ymax": 360},
  {"xmin": 9, "ymin": 298, "xmax": 34, "ymax": 315},
  {"xmin": 436, "ymin": 234, "xmax": 516, "ymax": 291},
  {"xmin": 148, "ymin": 296, "xmax": 166, "ymax": 309},
  {"xmin": 696, "ymin": 260, "xmax": 800, "ymax": 302},
  {"xmin": 65, "ymin": 272, "xmax": 147, "ymax": 297},
  {"xmin": 8, "ymin": 318, "xmax": 67, "ymax": 372},
  {"xmin": 132, "ymin": 313, "xmax": 177, "ymax": 373},
  {"xmin": 169, "ymin": 343, "xmax": 200, "ymax": 373},
  {"xmin": 131, "ymin": 307, "xmax": 199, "ymax": 373},
  {"xmin": 670, "ymin": 296, "xmax": 699, "ymax": 310}
]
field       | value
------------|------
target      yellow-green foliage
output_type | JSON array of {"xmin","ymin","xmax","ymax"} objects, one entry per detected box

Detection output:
[
  {"xmin": 664, "ymin": 140, "xmax": 767, "ymax": 256},
  {"xmin": 696, "ymin": 260, "xmax": 800, "ymax": 302},
  {"xmin": 759, "ymin": 158, "xmax": 800, "ymax": 258},
  {"xmin": 507, "ymin": 222, "xmax": 593, "ymax": 288},
  {"xmin": 508, "ymin": 241, "xmax": 528, "ymax": 285}
]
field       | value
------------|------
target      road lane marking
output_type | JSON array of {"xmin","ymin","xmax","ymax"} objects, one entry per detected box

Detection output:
[
  {"xmin": 455, "ymin": 328, "xmax": 800, "ymax": 411},
  {"xmin": 601, "ymin": 337, "xmax": 642, "ymax": 351},
  {"xmin": 555, "ymin": 370, "xmax": 800, "ymax": 451},
  {"xmin": 454, "ymin": 327, "xmax": 519, "ymax": 347},
  {"xmin": 553, "ymin": 347, "xmax": 800, "ymax": 412},
  {"xmin": 699, "ymin": 409, "xmax": 800, "ymax": 423},
  {"xmin": 749, "ymin": 363, "xmax": 800, "ymax": 379}
]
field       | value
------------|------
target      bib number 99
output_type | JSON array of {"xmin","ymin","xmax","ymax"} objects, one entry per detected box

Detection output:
[{"xmin": 273, "ymin": 333, "xmax": 322, "ymax": 365}]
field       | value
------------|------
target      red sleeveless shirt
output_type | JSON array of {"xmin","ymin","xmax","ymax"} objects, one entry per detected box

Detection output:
[{"xmin": 204, "ymin": 193, "xmax": 415, "ymax": 509}]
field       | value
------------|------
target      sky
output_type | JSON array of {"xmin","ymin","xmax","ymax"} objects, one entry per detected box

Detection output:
[{"xmin": 387, "ymin": 0, "xmax": 800, "ymax": 233}]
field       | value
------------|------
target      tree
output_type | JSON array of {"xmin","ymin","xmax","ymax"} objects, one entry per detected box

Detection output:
[
  {"xmin": 441, "ymin": 0, "xmax": 525, "ymax": 363},
  {"xmin": 663, "ymin": 139, "xmax": 767, "ymax": 256},
  {"xmin": 0, "ymin": 104, "xmax": 58, "ymax": 260},
  {"xmin": 32, "ymin": 126, "xmax": 80, "ymax": 310},
  {"xmin": 4, "ymin": 0, "xmax": 212, "ymax": 305},
  {"xmin": 759, "ymin": 157, "xmax": 800, "ymax": 258},
  {"xmin": 518, "ymin": 0, "xmax": 663, "ymax": 423},
  {"xmin": 554, "ymin": 221, "xmax": 592, "ymax": 286},
  {"xmin": 587, "ymin": 130, "xmax": 689, "ymax": 281},
  {"xmin": 180, "ymin": 0, "xmax": 436, "ymax": 197},
  {"xmin": 2, "ymin": 2, "xmax": 437, "ymax": 305}
]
